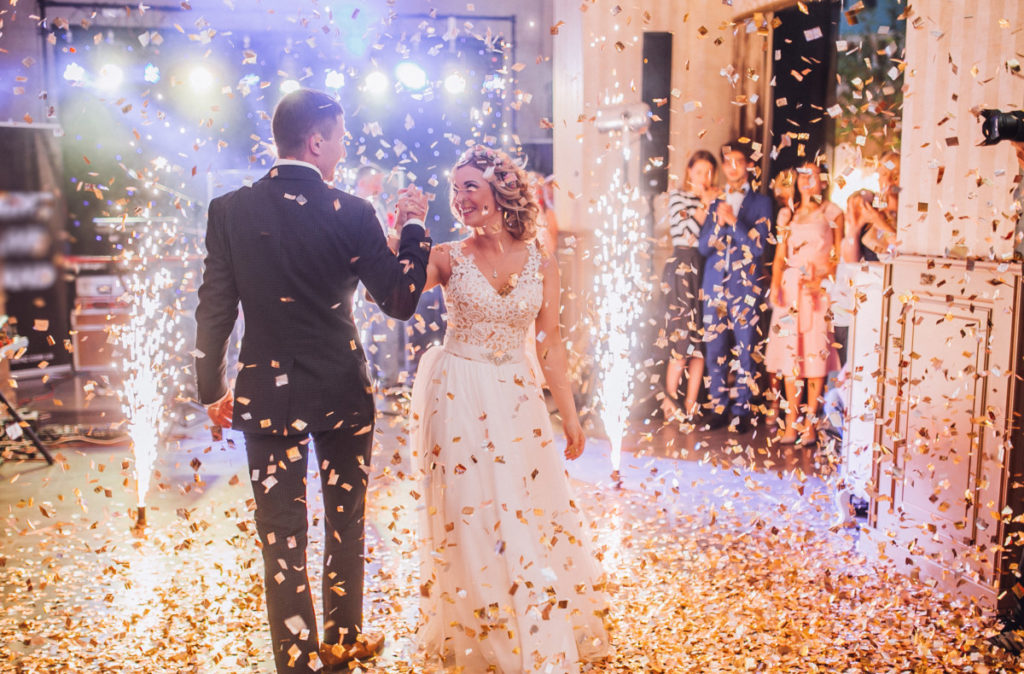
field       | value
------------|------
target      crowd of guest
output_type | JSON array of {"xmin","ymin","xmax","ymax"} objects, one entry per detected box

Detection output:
[{"xmin": 658, "ymin": 139, "xmax": 899, "ymax": 446}]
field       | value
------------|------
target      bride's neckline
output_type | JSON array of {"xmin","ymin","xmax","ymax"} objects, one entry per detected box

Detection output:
[{"xmin": 460, "ymin": 239, "xmax": 533, "ymax": 296}]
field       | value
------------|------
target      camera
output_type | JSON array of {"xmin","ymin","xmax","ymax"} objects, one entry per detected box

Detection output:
[{"xmin": 980, "ymin": 109, "xmax": 1024, "ymax": 145}]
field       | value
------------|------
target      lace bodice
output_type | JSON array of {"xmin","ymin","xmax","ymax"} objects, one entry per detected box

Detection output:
[{"xmin": 443, "ymin": 240, "xmax": 544, "ymax": 364}]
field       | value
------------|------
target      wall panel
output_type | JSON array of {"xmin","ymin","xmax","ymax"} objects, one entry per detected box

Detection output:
[{"xmin": 898, "ymin": 0, "xmax": 1024, "ymax": 259}]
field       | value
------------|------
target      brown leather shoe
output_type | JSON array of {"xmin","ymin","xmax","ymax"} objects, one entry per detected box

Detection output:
[{"xmin": 320, "ymin": 633, "xmax": 385, "ymax": 670}]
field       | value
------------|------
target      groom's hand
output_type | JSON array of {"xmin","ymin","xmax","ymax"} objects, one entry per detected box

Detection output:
[
  {"xmin": 395, "ymin": 185, "xmax": 429, "ymax": 228},
  {"xmin": 206, "ymin": 390, "xmax": 233, "ymax": 428}
]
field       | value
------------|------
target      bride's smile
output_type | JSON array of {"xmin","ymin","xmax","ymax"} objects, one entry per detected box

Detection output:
[{"xmin": 451, "ymin": 165, "xmax": 500, "ymax": 231}]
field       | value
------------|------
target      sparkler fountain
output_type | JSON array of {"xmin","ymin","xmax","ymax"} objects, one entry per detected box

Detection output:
[
  {"xmin": 590, "ymin": 103, "xmax": 653, "ymax": 481},
  {"xmin": 111, "ymin": 216, "xmax": 193, "ymax": 534}
]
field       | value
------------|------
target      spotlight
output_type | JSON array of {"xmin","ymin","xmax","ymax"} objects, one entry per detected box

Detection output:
[
  {"xmin": 96, "ymin": 64, "xmax": 124, "ymax": 91},
  {"xmin": 280, "ymin": 79, "xmax": 301, "ymax": 94},
  {"xmin": 188, "ymin": 66, "xmax": 214, "ymax": 92},
  {"xmin": 363, "ymin": 70, "xmax": 389, "ymax": 95},
  {"xmin": 63, "ymin": 62, "xmax": 86, "ymax": 83},
  {"xmin": 443, "ymin": 72, "xmax": 466, "ymax": 95},
  {"xmin": 144, "ymin": 63, "xmax": 161, "ymax": 84},
  {"xmin": 324, "ymin": 69, "xmax": 345, "ymax": 89},
  {"xmin": 395, "ymin": 61, "xmax": 427, "ymax": 91},
  {"xmin": 483, "ymin": 74, "xmax": 506, "ymax": 91}
]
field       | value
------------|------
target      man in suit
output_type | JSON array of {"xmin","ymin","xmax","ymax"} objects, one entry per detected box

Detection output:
[
  {"xmin": 194, "ymin": 88, "xmax": 431, "ymax": 672},
  {"xmin": 698, "ymin": 139, "xmax": 772, "ymax": 434}
]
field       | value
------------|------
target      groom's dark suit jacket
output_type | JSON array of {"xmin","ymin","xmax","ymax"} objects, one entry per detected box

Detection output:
[{"xmin": 194, "ymin": 163, "xmax": 431, "ymax": 435}]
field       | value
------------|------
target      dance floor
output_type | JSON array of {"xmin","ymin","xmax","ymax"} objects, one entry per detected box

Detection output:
[{"xmin": 0, "ymin": 376, "xmax": 1019, "ymax": 672}]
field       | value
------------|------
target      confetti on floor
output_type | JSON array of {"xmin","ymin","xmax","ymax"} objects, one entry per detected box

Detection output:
[{"xmin": 1, "ymin": 425, "xmax": 1021, "ymax": 673}]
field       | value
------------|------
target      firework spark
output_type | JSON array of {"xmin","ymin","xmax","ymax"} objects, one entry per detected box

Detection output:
[
  {"xmin": 590, "ymin": 166, "xmax": 650, "ymax": 472},
  {"xmin": 113, "ymin": 218, "xmax": 192, "ymax": 515}
]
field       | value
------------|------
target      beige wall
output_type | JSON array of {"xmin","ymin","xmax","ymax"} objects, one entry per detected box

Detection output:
[
  {"xmin": 552, "ymin": 0, "xmax": 736, "ymax": 234},
  {"xmin": 898, "ymin": 0, "xmax": 1024, "ymax": 259}
]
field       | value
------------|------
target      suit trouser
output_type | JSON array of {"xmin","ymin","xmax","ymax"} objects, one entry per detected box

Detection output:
[
  {"xmin": 244, "ymin": 426, "xmax": 372, "ymax": 672},
  {"xmin": 703, "ymin": 295, "xmax": 762, "ymax": 418}
]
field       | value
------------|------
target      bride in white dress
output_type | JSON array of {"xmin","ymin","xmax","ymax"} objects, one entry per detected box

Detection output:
[{"xmin": 410, "ymin": 145, "xmax": 609, "ymax": 672}]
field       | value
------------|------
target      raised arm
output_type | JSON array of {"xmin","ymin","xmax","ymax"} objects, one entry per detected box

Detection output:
[
  {"xmin": 697, "ymin": 200, "xmax": 720, "ymax": 257},
  {"xmin": 352, "ymin": 187, "xmax": 432, "ymax": 320},
  {"xmin": 533, "ymin": 248, "xmax": 585, "ymax": 460}
]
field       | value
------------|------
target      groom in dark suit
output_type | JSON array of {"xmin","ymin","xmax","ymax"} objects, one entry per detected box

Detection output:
[{"xmin": 194, "ymin": 88, "xmax": 431, "ymax": 671}]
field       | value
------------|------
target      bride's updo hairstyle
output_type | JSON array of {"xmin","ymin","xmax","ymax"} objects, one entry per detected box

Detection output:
[{"xmin": 453, "ymin": 145, "xmax": 539, "ymax": 241}]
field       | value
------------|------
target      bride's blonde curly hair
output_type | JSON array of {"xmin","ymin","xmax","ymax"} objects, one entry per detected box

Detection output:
[{"xmin": 452, "ymin": 145, "xmax": 539, "ymax": 241}]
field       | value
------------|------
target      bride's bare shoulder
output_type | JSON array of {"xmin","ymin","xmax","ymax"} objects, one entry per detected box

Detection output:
[{"xmin": 428, "ymin": 242, "xmax": 456, "ymax": 286}]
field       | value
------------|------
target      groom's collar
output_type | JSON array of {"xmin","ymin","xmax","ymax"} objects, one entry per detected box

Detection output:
[{"xmin": 272, "ymin": 158, "xmax": 323, "ymax": 180}]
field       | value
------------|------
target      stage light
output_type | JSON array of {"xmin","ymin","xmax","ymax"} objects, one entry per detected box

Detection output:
[
  {"xmin": 324, "ymin": 69, "xmax": 345, "ymax": 89},
  {"xmin": 395, "ymin": 61, "xmax": 427, "ymax": 91},
  {"xmin": 280, "ymin": 79, "xmax": 301, "ymax": 94},
  {"xmin": 143, "ymin": 63, "xmax": 161, "ymax": 84},
  {"xmin": 96, "ymin": 64, "xmax": 124, "ymax": 91},
  {"xmin": 483, "ymin": 74, "xmax": 506, "ymax": 91},
  {"xmin": 363, "ymin": 70, "xmax": 389, "ymax": 95},
  {"xmin": 444, "ymin": 72, "xmax": 466, "ymax": 95},
  {"xmin": 63, "ymin": 62, "xmax": 86, "ymax": 83},
  {"xmin": 188, "ymin": 66, "xmax": 214, "ymax": 92},
  {"xmin": 237, "ymin": 73, "xmax": 259, "ymax": 95}
]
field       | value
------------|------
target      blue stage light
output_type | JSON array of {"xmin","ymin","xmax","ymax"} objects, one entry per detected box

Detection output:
[
  {"xmin": 63, "ymin": 62, "xmax": 86, "ymax": 83},
  {"xmin": 363, "ymin": 70, "xmax": 389, "ymax": 95},
  {"xmin": 395, "ymin": 61, "xmax": 427, "ymax": 91},
  {"xmin": 188, "ymin": 66, "xmax": 214, "ymax": 92},
  {"xmin": 324, "ymin": 69, "xmax": 346, "ymax": 89},
  {"xmin": 96, "ymin": 64, "xmax": 124, "ymax": 91},
  {"xmin": 144, "ymin": 63, "xmax": 161, "ymax": 84},
  {"xmin": 444, "ymin": 72, "xmax": 466, "ymax": 95}
]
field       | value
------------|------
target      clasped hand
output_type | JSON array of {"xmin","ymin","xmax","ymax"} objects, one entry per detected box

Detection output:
[{"xmin": 395, "ymin": 185, "xmax": 429, "ymax": 227}]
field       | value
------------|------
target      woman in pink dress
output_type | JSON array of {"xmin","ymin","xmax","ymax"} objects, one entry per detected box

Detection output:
[{"xmin": 764, "ymin": 161, "xmax": 843, "ymax": 445}]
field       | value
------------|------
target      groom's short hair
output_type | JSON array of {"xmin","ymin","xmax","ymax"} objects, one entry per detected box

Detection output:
[{"xmin": 272, "ymin": 89, "xmax": 344, "ymax": 158}]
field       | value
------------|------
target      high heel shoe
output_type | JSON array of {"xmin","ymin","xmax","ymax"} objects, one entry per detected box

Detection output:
[
  {"xmin": 797, "ymin": 422, "xmax": 818, "ymax": 447},
  {"xmin": 776, "ymin": 431, "xmax": 799, "ymax": 445},
  {"xmin": 660, "ymin": 394, "xmax": 682, "ymax": 421}
]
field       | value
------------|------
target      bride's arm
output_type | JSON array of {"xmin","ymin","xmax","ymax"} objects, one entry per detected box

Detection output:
[
  {"xmin": 424, "ymin": 244, "xmax": 452, "ymax": 291},
  {"xmin": 534, "ymin": 250, "xmax": 585, "ymax": 460}
]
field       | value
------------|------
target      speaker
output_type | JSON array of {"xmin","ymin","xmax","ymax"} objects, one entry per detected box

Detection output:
[
  {"xmin": 641, "ymin": 32, "xmax": 673, "ymax": 196},
  {"xmin": 70, "ymin": 274, "xmax": 128, "ymax": 371}
]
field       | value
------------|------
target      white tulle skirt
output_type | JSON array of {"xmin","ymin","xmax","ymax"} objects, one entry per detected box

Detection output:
[{"xmin": 410, "ymin": 339, "xmax": 609, "ymax": 673}]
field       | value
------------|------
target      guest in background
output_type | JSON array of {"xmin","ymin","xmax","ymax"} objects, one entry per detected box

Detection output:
[
  {"xmin": 698, "ymin": 140, "xmax": 773, "ymax": 433},
  {"xmin": 355, "ymin": 163, "xmax": 410, "ymax": 398},
  {"xmin": 764, "ymin": 167, "xmax": 797, "ymax": 428},
  {"xmin": 842, "ymin": 150, "xmax": 899, "ymax": 262},
  {"xmin": 764, "ymin": 160, "xmax": 843, "ymax": 446},
  {"xmin": 660, "ymin": 150, "xmax": 718, "ymax": 422}
]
